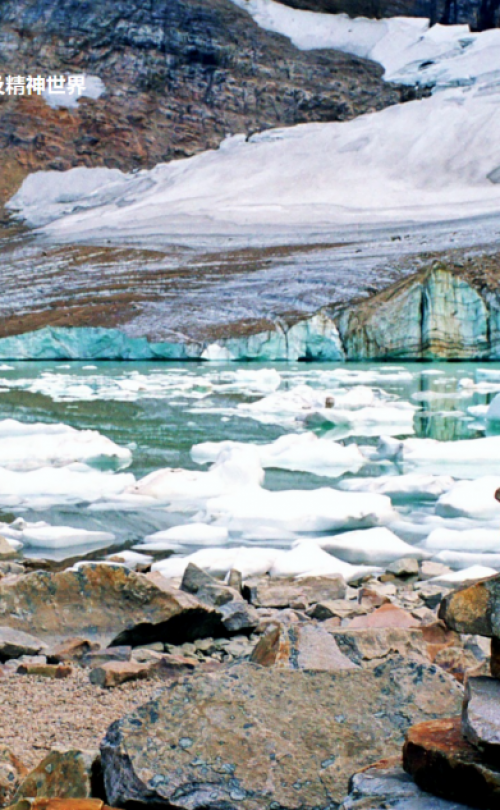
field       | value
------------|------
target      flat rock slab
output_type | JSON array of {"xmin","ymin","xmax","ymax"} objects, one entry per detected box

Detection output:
[
  {"xmin": 403, "ymin": 717, "xmax": 500, "ymax": 808},
  {"xmin": 349, "ymin": 603, "xmax": 420, "ymax": 629},
  {"xmin": 243, "ymin": 576, "xmax": 346, "ymax": 609},
  {"xmin": 0, "ymin": 627, "xmax": 47, "ymax": 661},
  {"xmin": 463, "ymin": 676, "xmax": 500, "ymax": 748},
  {"xmin": 328, "ymin": 627, "xmax": 428, "ymax": 666},
  {"xmin": 439, "ymin": 574, "xmax": 500, "ymax": 637},
  {"xmin": 0, "ymin": 564, "xmax": 234, "ymax": 647},
  {"xmin": 102, "ymin": 658, "xmax": 462, "ymax": 810},
  {"xmin": 341, "ymin": 762, "xmax": 476, "ymax": 809}
]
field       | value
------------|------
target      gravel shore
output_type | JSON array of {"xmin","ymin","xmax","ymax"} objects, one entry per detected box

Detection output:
[{"xmin": 0, "ymin": 667, "xmax": 166, "ymax": 769}]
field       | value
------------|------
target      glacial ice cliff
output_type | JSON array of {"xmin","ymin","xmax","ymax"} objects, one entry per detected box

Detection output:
[{"xmin": 1, "ymin": 266, "xmax": 499, "ymax": 361}]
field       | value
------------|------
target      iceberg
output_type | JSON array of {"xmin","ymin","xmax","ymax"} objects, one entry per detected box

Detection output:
[{"xmin": 311, "ymin": 527, "xmax": 428, "ymax": 565}]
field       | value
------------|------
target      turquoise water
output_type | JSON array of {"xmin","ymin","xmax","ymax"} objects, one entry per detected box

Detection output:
[{"xmin": 0, "ymin": 359, "xmax": 498, "ymax": 559}]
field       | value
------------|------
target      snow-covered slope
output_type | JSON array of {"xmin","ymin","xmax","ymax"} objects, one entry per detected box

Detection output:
[{"xmin": 8, "ymin": 2, "xmax": 500, "ymax": 242}]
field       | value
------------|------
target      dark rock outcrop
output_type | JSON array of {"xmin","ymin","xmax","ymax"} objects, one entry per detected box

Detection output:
[{"xmin": 0, "ymin": 0, "xmax": 403, "ymax": 215}]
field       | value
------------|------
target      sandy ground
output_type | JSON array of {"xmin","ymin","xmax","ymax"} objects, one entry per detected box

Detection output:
[{"xmin": 0, "ymin": 666, "xmax": 167, "ymax": 769}]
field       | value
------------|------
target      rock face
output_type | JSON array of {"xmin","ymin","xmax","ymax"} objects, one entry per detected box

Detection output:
[
  {"xmin": 275, "ymin": 0, "xmax": 500, "ymax": 30},
  {"xmin": 0, "ymin": 564, "xmax": 241, "ymax": 647},
  {"xmin": 403, "ymin": 718, "xmax": 500, "ymax": 807},
  {"xmin": 0, "ymin": 0, "xmax": 403, "ymax": 217},
  {"xmin": 101, "ymin": 659, "xmax": 462, "ymax": 809}
]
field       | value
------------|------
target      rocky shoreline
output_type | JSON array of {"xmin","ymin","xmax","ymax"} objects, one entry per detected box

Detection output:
[{"xmin": 1, "ymin": 543, "xmax": 498, "ymax": 809}]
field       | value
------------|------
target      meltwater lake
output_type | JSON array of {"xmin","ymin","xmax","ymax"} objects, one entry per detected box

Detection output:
[{"xmin": 1, "ymin": 359, "xmax": 500, "ymax": 581}]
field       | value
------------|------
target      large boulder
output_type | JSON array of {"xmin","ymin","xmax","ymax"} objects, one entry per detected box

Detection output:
[
  {"xmin": 0, "ymin": 564, "xmax": 248, "ymax": 647},
  {"xmin": 101, "ymin": 658, "xmax": 462, "ymax": 809},
  {"xmin": 0, "ymin": 627, "xmax": 47, "ymax": 661},
  {"xmin": 250, "ymin": 622, "xmax": 356, "ymax": 670}
]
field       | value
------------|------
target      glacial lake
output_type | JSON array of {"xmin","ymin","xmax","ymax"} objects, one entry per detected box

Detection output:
[{"xmin": 1, "ymin": 359, "xmax": 500, "ymax": 573}]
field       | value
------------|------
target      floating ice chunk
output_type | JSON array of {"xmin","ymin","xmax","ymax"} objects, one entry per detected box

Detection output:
[
  {"xmin": 433, "ymin": 550, "xmax": 500, "ymax": 570},
  {"xmin": 206, "ymin": 486, "xmax": 395, "ymax": 532},
  {"xmin": 231, "ymin": 368, "xmax": 281, "ymax": 393},
  {"xmin": 428, "ymin": 565, "xmax": 497, "ymax": 584},
  {"xmin": 0, "ymin": 419, "xmax": 131, "ymax": 470},
  {"xmin": 0, "ymin": 464, "xmax": 135, "ymax": 507},
  {"xmin": 237, "ymin": 385, "xmax": 335, "ymax": 425},
  {"xmin": 21, "ymin": 525, "xmax": 115, "ymax": 549},
  {"xmin": 423, "ymin": 527, "xmax": 500, "ymax": 553},
  {"xmin": 436, "ymin": 477, "xmax": 500, "ymax": 520},
  {"xmin": 130, "ymin": 446, "xmax": 264, "ymax": 501},
  {"xmin": 143, "ymin": 523, "xmax": 229, "ymax": 545},
  {"xmin": 339, "ymin": 473, "xmax": 455, "ymax": 501},
  {"xmin": 270, "ymin": 541, "xmax": 377, "ymax": 581},
  {"xmin": 312, "ymin": 527, "xmax": 427, "ymax": 565},
  {"xmin": 375, "ymin": 435, "xmax": 500, "ymax": 476},
  {"xmin": 468, "ymin": 405, "xmax": 489, "ymax": 417},
  {"xmin": 191, "ymin": 433, "xmax": 364, "ymax": 477},
  {"xmin": 309, "ymin": 404, "xmax": 416, "ymax": 428},
  {"xmin": 105, "ymin": 550, "xmax": 153, "ymax": 569},
  {"xmin": 152, "ymin": 545, "xmax": 284, "ymax": 580}
]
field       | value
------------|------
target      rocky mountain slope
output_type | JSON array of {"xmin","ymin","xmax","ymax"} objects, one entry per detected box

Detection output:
[{"xmin": 0, "ymin": 0, "xmax": 404, "ymax": 217}]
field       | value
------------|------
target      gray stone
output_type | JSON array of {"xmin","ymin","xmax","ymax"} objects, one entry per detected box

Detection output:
[
  {"xmin": 251, "ymin": 622, "xmax": 357, "ymax": 670},
  {"xmin": 307, "ymin": 599, "xmax": 368, "ymax": 621},
  {"xmin": 388, "ymin": 557, "xmax": 420, "ymax": 577},
  {"xmin": 329, "ymin": 627, "xmax": 428, "ymax": 666},
  {"xmin": 218, "ymin": 600, "xmax": 260, "ymax": 634},
  {"xmin": 0, "ymin": 627, "xmax": 47, "ymax": 662},
  {"xmin": 340, "ymin": 763, "xmax": 476, "ymax": 809},
  {"xmin": 462, "ymin": 676, "xmax": 500, "ymax": 748},
  {"xmin": 101, "ymin": 658, "xmax": 462, "ymax": 810},
  {"xmin": 181, "ymin": 563, "xmax": 238, "ymax": 607}
]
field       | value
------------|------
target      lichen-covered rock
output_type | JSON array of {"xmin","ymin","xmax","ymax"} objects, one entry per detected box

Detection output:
[
  {"xmin": 0, "ymin": 564, "xmax": 235, "ymax": 647},
  {"xmin": 328, "ymin": 628, "xmax": 428, "ymax": 666},
  {"xmin": 438, "ymin": 574, "xmax": 499, "ymax": 638},
  {"xmin": 101, "ymin": 658, "xmax": 462, "ymax": 809},
  {"xmin": 0, "ymin": 747, "xmax": 28, "ymax": 807},
  {"xmin": 14, "ymin": 749, "xmax": 101, "ymax": 802},
  {"xmin": 403, "ymin": 718, "xmax": 500, "ymax": 807}
]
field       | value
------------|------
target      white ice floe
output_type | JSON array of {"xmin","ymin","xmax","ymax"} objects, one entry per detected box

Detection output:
[
  {"xmin": 0, "ymin": 419, "xmax": 131, "ymax": 470},
  {"xmin": 423, "ymin": 527, "xmax": 500, "ymax": 553},
  {"xmin": 152, "ymin": 545, "xmax": 284, "ymax": 579},
  {"xmin": 130, "ymin": 447, "xmax": 264, "ymax": 502},
  {"xmin": 0, "ymin": 464, "xmax": 135, "ymax": 507},
  {"xmin": 436, "ymin": 477, "xmax": 500, "ymax": 520},
  {"xmin": 237, "ymin": 385, "xmax": 336, "ymax": 426},
  {"xmin": 339, "ymin": 473, "xmax": 455, "ymax": 501},
  {"xmin": 191, "ymin": 433, "xmax": 364, "ymax": 477},
  {"xmin": 433, "ymin": 550, "xmax": 500, "ymax": 570},
  {"xmin": 204, "ymin": 486, "xmax": 395, "ymax": 532},
  {"xmin": 270, "ymin": 541, "xmax": 377, "ymax": 581},
  {"xmin": 428, "ymin": 565, "xmax": 497, "ymax": 584},
  {"xmin": 21, "ymin": 525, "xmax": 115, "ymax": 549},
  {"xmin": 142, "ymin": 523, "xmax": 229, "ymax": 546},
  {"xmin": 307, "ymin": 403, "xmax": 416, "ymax": 429},
  {"xmin": 310, "ymin": 526, "xmax": 427, "ymax": 565},
  {"xmin": 375, "ymin": 436, "xmax": 500, "ymax": 477}
]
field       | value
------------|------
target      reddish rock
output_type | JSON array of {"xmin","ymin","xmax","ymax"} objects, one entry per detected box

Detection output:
[
  {"xmin": 0, "ymin": 747, "xmax": 28, "ymax": 807},
  {"xmin": 357, "ymin": 586, "xmax": 392, "ymax": 608},
  {"xmin": 244, "ymin": 576, "xmax": 346, "ymax": 609},
  {"xmin": 433, "ymin": 646, "xmax": 486, "ymax": 683},
  {"xmin": 250, "ymin": 622, "xmax": 356, "ymax": 670},
  {"xmin": 14, "ymin": 749, "xmax": 100, "ymax": 801},
  {"xmin": 403, "ymin": 717, "xmax": 500, "ymax": 807},
  {"xmin": 47, "ymin": 638, "xmax": 99, "ymax": 663},
  {"xmin": 89, "ymin": 661, "xmax": 151, "ymax": 688},
  {"xmin": 349, "ymin": 603, "xmax": 420, "ymax": 630},
  {"xmin": 7, "ymin": 801, "xmax": 116, "ymax": 810}
]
